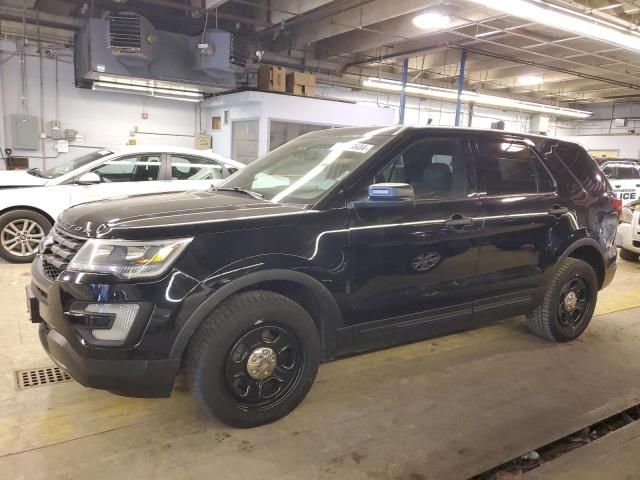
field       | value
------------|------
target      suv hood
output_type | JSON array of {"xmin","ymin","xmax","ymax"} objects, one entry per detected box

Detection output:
[
  {"xmin": 58, "ymin": 190, "xmax": 308, "ymax": 240},
  {"xmin": 0, "ymin": 170, "xmax": 48, "ymax": 187}
]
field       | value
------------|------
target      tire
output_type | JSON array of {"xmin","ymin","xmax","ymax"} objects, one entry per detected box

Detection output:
[
  {"xmin": 186, "ymin": 290, "xmax": 321, "ymax": 428},
  {"xmin": 0, "ymin": 209, "xmax": 52, "ymax": 263},
  {"xmin": 619, "ymin": 248, "xmax": 639, "ymax": 262},
  {"xmin": 526, "ymin": 257, "xmax": 598, "ymax": 342}
]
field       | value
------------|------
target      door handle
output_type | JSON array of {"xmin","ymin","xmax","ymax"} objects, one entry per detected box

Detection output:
[
  {"xmin": 548, "ymin": 205, "xmax": 569, "ymax": 216},
  {"xmin": 615, "ymin": 185, "xmax": 621, "ymax": 188},
  {"xmin": 444, "ymin": 214, "xmax": 474, "ymax": 229}
]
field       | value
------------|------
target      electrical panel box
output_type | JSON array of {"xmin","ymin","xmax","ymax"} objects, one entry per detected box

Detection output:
[
  {"xmin": 195, "ymin": 133, "xmax": 212, "ymax": 150},
  {"xmin": 47, "ymin": 120, "xmax": 63, "ymax": 140},
  {"xmin": 529, "ymin": 114, "xmax": 550, "ymax": 134},
  {"xmin": 64, "ymin": 129, "xmax": 78, "ymax": 141},
  {"xmin": 10, "ymin": 115, "xmax": 40, "ymax": 150}
]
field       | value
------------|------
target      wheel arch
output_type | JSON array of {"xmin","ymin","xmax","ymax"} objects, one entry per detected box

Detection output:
[
  {"xmin": 0, "ymin": 205, "xmax": 56, "ymax": 226},
  {"xmin": 170, "ymin": 269, "xmax": 343, "ymax": 360},
  {"xmin": 560, "ymin": 238, "xmax": 606, "ymax": 289}
]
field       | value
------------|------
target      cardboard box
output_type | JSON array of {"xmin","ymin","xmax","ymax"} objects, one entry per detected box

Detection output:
[
  {"xmin": 258, "ymin": 65, "xmax": 286, "ymax": 92},
  {"xmin": 290, "ymin": 84, "xmax": 316, "ymax": 97},
  {"xmin": 286, "ymin": 72, "xmax": 317, "ymax": 96}
]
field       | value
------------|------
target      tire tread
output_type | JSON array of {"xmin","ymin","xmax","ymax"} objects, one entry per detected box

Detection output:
[{"xmin": 527, "ymin": 257, "xmax": 594, "ymax": 342}]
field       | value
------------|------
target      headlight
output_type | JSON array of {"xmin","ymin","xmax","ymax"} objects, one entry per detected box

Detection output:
[
  {"xmin": 68, "ymin": 238, "xmax": 192, "ymax": 279},
  {"xmin": 621, "ymin": 207, "xmax": 633, "ymax": 224}
]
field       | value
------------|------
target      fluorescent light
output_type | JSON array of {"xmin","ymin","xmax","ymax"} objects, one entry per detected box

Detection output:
[
  {"xmin": 412, "ymin": 12, "xmax": 451, "ymax": 30},
  {"xmin": 362, "ymin": 77, "xmax": 592, "ymax": 119},
  {"xmin": 153, "ymin": 95, "xmax": 202, "ymax": 103},
  {"xmin": 475, "ymin": 30, "xmax": 501, "ymax": 38},
  {"xmin": 517, "ymin": 74, "xmax": 544, "ymax": 86},
  {"xmin": 92, "ymin": 81, "xmax": 204, "ymax": 102},
  {"xmin": 467, "ymin": 0, "xmax": 640, "ymax": 53}
]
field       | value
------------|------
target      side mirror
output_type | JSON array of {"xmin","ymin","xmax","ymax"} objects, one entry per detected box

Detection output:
[
  {"xmin": 76, "ymin": 172, "xmax": 101, "ymax": 185},
  {"xmin": 353, "ymin": 183, "xmax": 415, "ymax": 209}
]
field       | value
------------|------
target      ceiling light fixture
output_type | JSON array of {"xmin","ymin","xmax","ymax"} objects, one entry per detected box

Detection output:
[
  {"xmin": 412, "ymin": 11, "xmax": 451, "ymax": 30},
  {"xmin": 92, "ymin": 81, "xmax": 204, "ymax": 102},
  {"xmin": 362, "ymin": 77, "xmax": 592, "ymax": 118},
  {"xmin": 466, "ymin": 0, "xmax": 640, "ymax": 53},
  {"xmin": 517, "ymin": 74, "xmax": 544, "ymax": 86}
]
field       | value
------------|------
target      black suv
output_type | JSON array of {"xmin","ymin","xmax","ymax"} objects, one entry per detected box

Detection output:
[{"xmin": 27, "ymin": 126, "xmax": 619, "ymax": 427}]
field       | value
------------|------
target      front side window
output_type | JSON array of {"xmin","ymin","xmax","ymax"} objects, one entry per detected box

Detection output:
[
  {"xmin": 92, "ymin": 154, "xmax": 161, "ymax": 182},
  {"xmin": 476, "ymin": 141, "xmax": 555, "ymax": 195},
  {"xmin": 602, "ymin": 163, "xmax": 640, "ymax": 180},
  {"xmin": 40, "ymin": 150, "xmax": 113, "ymax": 179},
  {"xmin": 371, "ymin": 138, "xmax": 471, "ymax": 200},
  {"xmin": 220, "ymin": 130, "xmax": 393, "ymax": 204},
  {"xmin": 170, "ymin": 155, "xmax": 224, "ymax": 180}
]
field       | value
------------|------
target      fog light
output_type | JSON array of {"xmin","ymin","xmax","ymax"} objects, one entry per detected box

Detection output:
[{"xmin": 85, "ymin": 304, "xmax": 140, "ymax": 341}]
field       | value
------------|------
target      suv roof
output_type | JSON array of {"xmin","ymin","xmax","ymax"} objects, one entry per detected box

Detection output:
[{"xmin": 301, "ymin": 125, "xmax": 577, "ymax": 144}]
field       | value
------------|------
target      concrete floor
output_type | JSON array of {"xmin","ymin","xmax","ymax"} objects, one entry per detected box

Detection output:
[{"xmin": 1, "ymin": 259, "xmax": 640, "ymax": 480}]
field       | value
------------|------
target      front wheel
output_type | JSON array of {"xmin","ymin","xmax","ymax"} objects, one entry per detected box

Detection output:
[
  {"xmin": 186, "ymin": 290, "xmax": 321, "ymax": 428},
  {"xmin": 0, "ymin": 209, "xmax": 52, "ymax": 263},
  {"xmin": 527, "ymin": 258, "xmax": 598, "ymax": 342}
]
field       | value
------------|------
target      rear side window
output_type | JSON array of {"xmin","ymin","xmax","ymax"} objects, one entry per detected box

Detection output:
[
  {"xmin": 602, "ymin": 163, "xmax": 640, "ymax": 180},
  {"xmin": 475, "ymin": 141, "xmax": 555, "ymax": 195}
]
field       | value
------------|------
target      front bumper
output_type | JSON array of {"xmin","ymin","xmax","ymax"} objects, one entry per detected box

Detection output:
[
  {"xmin": 28, "ymin": 256, "xmax": 196, "ymax": 398},
  {"xmin": 39, "ymin": 322, "xmax": 179, "ymax": 397},
  {"xmin": 616, "ymin": 221, "xmax": 640, "ymax": 254}
]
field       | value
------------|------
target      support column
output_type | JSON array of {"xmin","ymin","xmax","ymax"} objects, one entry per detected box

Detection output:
[
  {"xmin": 454, "ymin": 49, "xmax": 467, "ymax": 127},
  {"xmin": 399, "ymin": 58, "xmax": 409, "ymax": 125}
]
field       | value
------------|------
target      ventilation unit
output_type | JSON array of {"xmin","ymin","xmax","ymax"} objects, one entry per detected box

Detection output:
[
  {"xmin": 74, "ymin": 14, "xmax": 250, "ymax": 97},
  {"xmin": 107, "ymin": 13, "xmax": 155, "ymax": 65}
]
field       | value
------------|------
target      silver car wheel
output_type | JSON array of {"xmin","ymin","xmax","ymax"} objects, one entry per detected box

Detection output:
[{"xmin": 1, "ymin": 219, "xmax": 45, "ymax": 257}]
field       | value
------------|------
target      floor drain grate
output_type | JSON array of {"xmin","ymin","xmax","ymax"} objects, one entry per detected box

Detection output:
[
  {"xmin": 16, "ymin": 366, "xmax": 72, "ymax": 390},
  {"xmin": 471, "ymin": 403, "xmax": 640, "ymax": 479}
]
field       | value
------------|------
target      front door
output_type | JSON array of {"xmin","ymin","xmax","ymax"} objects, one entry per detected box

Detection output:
[
  {"xmin": 344, "ymin": 136, "xmax": 485, "ymax": 350},
  {"xmin": 70, "ymin": 153, "xmax": 164, "ymax": 205}
]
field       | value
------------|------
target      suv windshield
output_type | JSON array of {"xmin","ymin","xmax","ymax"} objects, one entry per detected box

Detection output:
[
  {"xmin": 219, "ymin": 129, "xmax": 393, "ymax": 204},
  {"xmin": 39, "ymin": 150, "xmax": 113, "ymax": 179}
]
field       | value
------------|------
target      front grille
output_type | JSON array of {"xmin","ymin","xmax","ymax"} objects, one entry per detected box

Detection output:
[{"xmin": 41, "ymin": 228, "xmax": 87, "ymax": 281}]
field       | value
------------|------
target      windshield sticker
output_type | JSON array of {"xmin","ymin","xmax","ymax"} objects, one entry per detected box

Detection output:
[
  {"xmin": 332, "ymin": 142, "xmax": 374, "ymax": 154},
  {"xmin": 345, "ymin": 143, "xmax": 374, "ymax": 153}
]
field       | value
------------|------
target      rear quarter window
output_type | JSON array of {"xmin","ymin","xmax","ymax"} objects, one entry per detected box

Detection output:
[{"xmin": 534, "ymin": 140, "xmax": 608, "ymax": 194}]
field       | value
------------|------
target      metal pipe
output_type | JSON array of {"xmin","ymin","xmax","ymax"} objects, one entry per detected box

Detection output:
[
  {"xmin": 455, "ymin": 49, "xmax": 466, "ymax": 127},
  {"xmin": 399, "ymin": 58, "xmax": 409, "ymax": 125},
  {"xmin": 37, "ymin": 9, "xmax": 46, "ymax": 169}
]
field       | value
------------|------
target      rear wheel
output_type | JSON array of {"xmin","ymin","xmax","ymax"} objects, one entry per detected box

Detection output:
[
  {"xmin": 527, "ymin": 258, "xmax": 598, "ymax": 342},
  {"xmin": 619, "ymin": 248, "xmax": 639, "ymax": 262},
  {"xmin": 186, "ymin": 290, "xmax": 321, "ymax": 428},
  {"xmin": 0, "ymin": 209, "xmax": 51, "ymax": 263}
]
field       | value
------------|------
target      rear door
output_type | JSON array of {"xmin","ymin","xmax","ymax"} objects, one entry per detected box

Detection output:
[
  {"xmin": 601, "ymin": 161, "xmax": 640, "ymax": 205},
  {"xmin": 472, "ymin": 138, "xmax": 567, "ymax": 319},
  {"xmin": 166, "ymin": 153, "xmax": 230, "ymax": 191},
  {"xmin": 345, "ymin": 135, "xmax": 485, "ymax": 349}
]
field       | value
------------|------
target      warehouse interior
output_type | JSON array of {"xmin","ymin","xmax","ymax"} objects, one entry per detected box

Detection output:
[{"xmin": 2, "ymin": 0, "xmax": 640, "ymax": 478}]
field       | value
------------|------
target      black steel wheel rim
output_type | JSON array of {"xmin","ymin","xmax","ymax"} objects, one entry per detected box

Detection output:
[
  {"xmin": 224, "ymin": 323, "xmax": 304, "ymax": 411},
  {"xmin": 557, "ymin": 276, "xmax": 591, "ymax": 331}
]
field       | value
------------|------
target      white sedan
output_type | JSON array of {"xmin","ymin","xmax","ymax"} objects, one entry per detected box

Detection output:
[
  {"xmin": 0, "ymin": 146, "xmax": 243, "ymax": 262},
  {"xmin": 616, "ymin": 200, "xmax": 640, "ymax": 262}
]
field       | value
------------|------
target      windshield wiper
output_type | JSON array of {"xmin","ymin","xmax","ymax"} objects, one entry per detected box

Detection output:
[
  {"xmin": 210, "ymin": 186, "xmax": 264, "ymax": 200},
  {"xmin": 26, "ymin": 168, "xmax": 43, "ymax": 178}
]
